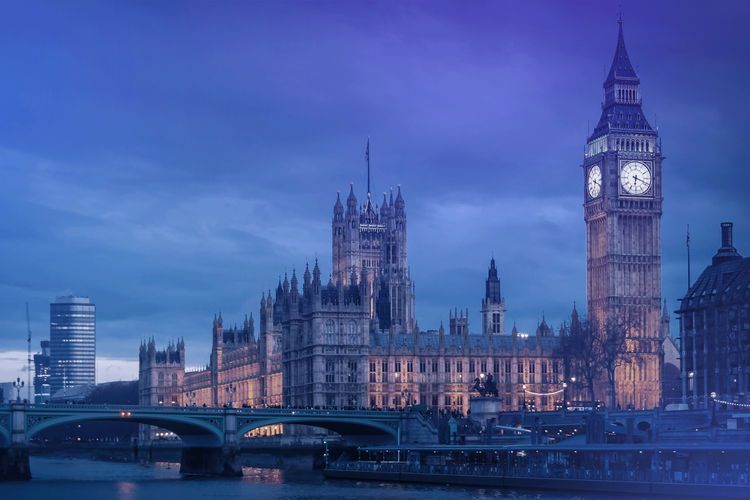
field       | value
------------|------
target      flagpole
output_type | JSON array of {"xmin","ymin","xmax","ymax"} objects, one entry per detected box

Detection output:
[
  {"xmin": 687, "ymin": 224, "xmax": 691, "ymax": 289},
  {"xmin": 365, "ymin": 136, "xmax": 370, "ymax": 195}
]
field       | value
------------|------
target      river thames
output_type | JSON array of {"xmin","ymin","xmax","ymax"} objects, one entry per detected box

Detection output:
[{"xmin": 0, "ymin": 455, "xmax": 676, "ymax": 500}]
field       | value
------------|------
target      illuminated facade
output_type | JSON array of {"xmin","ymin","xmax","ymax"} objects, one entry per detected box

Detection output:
[
  {"xmin": 139, "ymin": 181, "xmax": 565, "ymax": 418},
  {"xmin": 582, "ymin": 21, "xmax": 664, "ymax": 409}
]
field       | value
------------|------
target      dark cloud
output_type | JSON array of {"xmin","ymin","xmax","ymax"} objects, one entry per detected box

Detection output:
[{"xmin": 1, "ymin": 1, "xmax": 749, "ymax": 370}]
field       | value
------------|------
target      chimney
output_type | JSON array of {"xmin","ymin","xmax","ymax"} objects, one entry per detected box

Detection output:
[
  {"xmin": 721, "ymin": 222, "xmax": 733, "ymax": 248},
  {"xmin": 712, "ymin": 222, "xmax": 743, "ymax": 265}
]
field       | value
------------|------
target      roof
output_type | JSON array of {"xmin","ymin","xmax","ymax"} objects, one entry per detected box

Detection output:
[
  {"xmin": 368, "ymin": 333, "xmax": 560, "ymax": 353},
  {"xmin": 604, "ymin": 21, "xmax": 638, "ymax": 85},
  {"xmin": 677, "ymin": 256, "xmax": 750, "ymax": 313}
]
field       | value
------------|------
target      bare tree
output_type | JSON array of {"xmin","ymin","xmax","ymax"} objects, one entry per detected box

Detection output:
[
  {"xmin": 560, "ymin": 307, "xmax": 637, "ymax": 409},
  {"xmin": 724, "ymin": 328, "xmax": 750, "ymax": 404},
  {"xmin": 595, "ymin": 311, "xmax": 636, "ymax": 409},
  {"xmin": 559, "ymin": 311, "xmax": 602, "ymax": 404}
]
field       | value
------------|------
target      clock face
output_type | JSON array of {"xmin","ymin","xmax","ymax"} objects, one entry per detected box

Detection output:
[
  {"xmin": 587, "ymin": 165, "xmax": 602, "ymax": 198},
  {"xmin": 620, "ymin": 161, "xmax": 652, "ymax": 195}
]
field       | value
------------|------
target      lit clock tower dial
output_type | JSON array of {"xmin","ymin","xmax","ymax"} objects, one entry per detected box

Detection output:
[
  {"xmin": 620, "ymin": 161, "xmax": 652, "ymax": 195},
  {"xmin": 587, "ymin": 165, "xmax": 602, "ymax": 198},
  {"xmin": 580, "ymin": 20, "xmax": 664, "ymax": 411}
]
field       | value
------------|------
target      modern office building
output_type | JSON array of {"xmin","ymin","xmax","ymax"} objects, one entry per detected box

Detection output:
[
  {"xmin": 49, "ymin": 295, "xmax": 96, "ymax": 396},
  {"xmin": 0, "ymin": 382, "xmax": 13, "ymax": 403},
  {"xmin": 33, "ymin": 340, "xmax": 51, "ymax": 403}
]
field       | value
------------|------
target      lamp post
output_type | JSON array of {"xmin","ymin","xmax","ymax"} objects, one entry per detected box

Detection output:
[
  {"xmin": 710, "ymin": 391, "xmax": 718, "ymax": 427},
  {"xmin": 562, "ymin": 383, "xmax": 567, "ymax": 411},
  {"xmin": 187, "ymin": 391, "xmax": 196, "ymax": 407},
  {"xmin": 13, "ymin": 377, "xmax": 25, "ymax": 403},
  {"xmin": 226, "ymin": 383, "xmax": 236, "ymax": 408},
  {"xmin": 522, "ymin": 384, "xmax": 527, "ymax": 410}
]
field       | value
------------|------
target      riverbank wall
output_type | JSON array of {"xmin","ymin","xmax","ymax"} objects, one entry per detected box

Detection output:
[{"xmin": 323, "ymin": 467, "xmax": 745, "ymax": 498}]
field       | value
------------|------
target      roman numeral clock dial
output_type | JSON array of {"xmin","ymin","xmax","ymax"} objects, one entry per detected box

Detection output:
[
  {"xmin": 587, "ymin": 165, "xmax": 602, "ymax": 198},
  {"xmin": 620, "ymin": 161, "xmax": 652, "ymax": 195}
]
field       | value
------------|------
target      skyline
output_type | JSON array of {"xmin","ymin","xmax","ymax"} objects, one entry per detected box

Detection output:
[{"xmin": 2, "ymin": 0, "xmax": 750, "ymax": 393}]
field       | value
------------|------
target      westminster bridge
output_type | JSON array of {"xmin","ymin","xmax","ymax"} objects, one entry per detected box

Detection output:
[{"xmin": 0, "ymin": 402, "xmax": 437, "ymax": 479}]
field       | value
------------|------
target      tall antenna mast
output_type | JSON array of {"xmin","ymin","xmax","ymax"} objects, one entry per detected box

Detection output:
[
  {"xmin": 26, "ymin": 302, "xmax": 32, "ymax": 403},
  {"xmin": 365, "ymin": 136, "xmax": 371, "ymax": 195}
]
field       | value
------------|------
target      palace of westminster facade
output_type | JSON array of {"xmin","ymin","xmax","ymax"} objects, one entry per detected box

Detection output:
[{"xmin": 139, "ymin": 22, "xmax": 676, "ymax": 423}]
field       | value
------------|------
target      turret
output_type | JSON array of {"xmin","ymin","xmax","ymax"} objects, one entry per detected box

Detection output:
[
  {"xmin": 303, "ymin": 262, "xmax": 311, "ymax": 299},
  {"xmin": 438, "ymin": 321, "xmax": 445, "ymax": 355},
  {"xmin": 346, "ymin": 182, "xmax": 358, "ymax": 216},
  {"xmin": 312, "ymin": 259, "xmax": 322, "ymax": 303}
]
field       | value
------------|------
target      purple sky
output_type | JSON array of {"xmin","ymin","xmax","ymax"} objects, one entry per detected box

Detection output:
[{"xmin": 2, "ymin": 0, "xmax": 750, "ymax": 386}]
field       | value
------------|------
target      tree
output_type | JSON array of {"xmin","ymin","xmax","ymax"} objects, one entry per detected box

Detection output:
[
  {"xmin": 559, "ymin": 308, "xmax": 602, "ymax": 404},
  {"xmin": 559, "ymin": 305, "xmax": 636, "ymax": 409},
  {"xmin": 595, "ymin": 311, "xmax": 636, "ymax": 409},
  {"xmin": 724, "ymin": 327, "xmax": 750, "ymax": 404}
]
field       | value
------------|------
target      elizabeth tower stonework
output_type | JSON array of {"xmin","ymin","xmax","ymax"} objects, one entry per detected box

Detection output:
[{"xmin": 583, "ymin": 21, "xmax": 664, "ymax": 409}]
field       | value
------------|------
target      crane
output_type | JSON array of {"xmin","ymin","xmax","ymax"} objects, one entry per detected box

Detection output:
[{"xmin": 26, "ymin": 302, "xmax": 32, "ymax": 403}]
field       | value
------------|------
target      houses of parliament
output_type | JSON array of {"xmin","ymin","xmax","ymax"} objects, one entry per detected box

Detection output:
[{"xmin": 139, "ymin": 22, "xmax": 674, "ymax": 428}]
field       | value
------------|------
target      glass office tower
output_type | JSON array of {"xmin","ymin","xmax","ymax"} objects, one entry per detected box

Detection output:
[
  {"xmin": 34, "ymin": 340, "xmax": 51, "ymax": 403},
  {"xmin": 49, "ymin": 295, "xmax": 96, "ymax": 396}
]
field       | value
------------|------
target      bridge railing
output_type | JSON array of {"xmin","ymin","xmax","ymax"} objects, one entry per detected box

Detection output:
[
  {"xmin": 17, "ymin": 404, "xmax": 402, "ymax": 418},
  {"xmin": 234, "ymin": 408, "xmax": 401, "ymax": 418},
  {"xmin": 23, "ymin": 404, "xmax": 225, "ymax": 413}
]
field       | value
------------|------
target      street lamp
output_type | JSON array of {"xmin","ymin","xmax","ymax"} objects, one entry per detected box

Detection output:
[
  {"xmin": 226, "ymin": 383, "xmax": 236, "ymax": 408},
  {"xmin": 710, "ymin": 391, "xmax": 718, "ymax": 427},
  {"xmin": 522, "ymin": 384, "xmax": 527, "ymax": 410},
  {"xmin": 562, "ymin": 382, "xmax": 568, "ymax": 411},
  {"xmin": 187, "ymin": 391, "xmax": 196, "ymax": 407},
  {"xmin": 13, "ymin": 377, "xmax": 24, "ymax": 403}
]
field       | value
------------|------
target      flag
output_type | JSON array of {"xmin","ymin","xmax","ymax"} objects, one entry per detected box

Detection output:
[
  {"xmin": 687, "ymin": 225, "xmax": 690, "ymax": 249},
  {"xmin": 365, "ymin": 138, "xmax": 369, "ymax": 164}
]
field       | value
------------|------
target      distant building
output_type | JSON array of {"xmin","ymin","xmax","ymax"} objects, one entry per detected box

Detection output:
[
  {"xmin": 34, "ymin": 340, "xmax": 51, "ymax": 403},
  {"xmin": 0, "ymin": 382, "xmax": 12, "ymax": 403},
  {"xmin": 49, "ymin": 295, "xmax": 96, "ymax": 396},
  {"xmin": 677, "ymin": 223, "xmax": 750, "ymax": 407},
  {"xmin": 139, "ymin": 180, "xmax": 565, "ymax": 417},
  {"xmin": 49, "ymin": 384, "xmax": 94, "ymax": 404}
]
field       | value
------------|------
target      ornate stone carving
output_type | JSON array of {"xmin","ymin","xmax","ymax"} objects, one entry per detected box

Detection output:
[{"xmin": 197, "ymin": 417, "xmax": 223, "ymax": 430}]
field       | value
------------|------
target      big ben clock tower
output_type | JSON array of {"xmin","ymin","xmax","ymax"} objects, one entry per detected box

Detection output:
[{"xmin": 583, "ymin": 20, "xmax": 663, "ymax": 409}]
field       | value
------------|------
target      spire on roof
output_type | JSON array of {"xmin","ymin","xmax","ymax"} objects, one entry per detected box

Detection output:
[
  {"xmin": 333, "ymin": 190, "xmax": 343, "ymax": 215},
  {"xmin": 605, "ymin": 20, "xmax": 638, "ymax": 85}
]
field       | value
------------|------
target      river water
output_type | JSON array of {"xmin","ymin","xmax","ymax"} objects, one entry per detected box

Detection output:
[{"xmin": 1, "ymin": 456, "xmax": 665, "ymax": 500}]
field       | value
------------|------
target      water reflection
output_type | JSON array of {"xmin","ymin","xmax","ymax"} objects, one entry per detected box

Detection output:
[
  {"xmin": 241, "ymin": 466, "xmax": 284, "ymax": 484},
  {"xmin": 11, "ymin": 456, "xmax": 644, "ymax": 500},
  {"xmin": 117, "ymin": 481, "xmax": 136, "ymax": 500}
]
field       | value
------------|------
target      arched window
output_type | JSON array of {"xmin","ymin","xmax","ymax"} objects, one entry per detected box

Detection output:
[
  {"xmin": 325, "ymin": 320, "xmax": 335, "ymax": 344},
  {"xmin": 646, "ymin": 141, "xmax": 650, "ymax": 152},
  {"xmin": 172, "ymin": 373, "xmax": 178, "ymax": 387},
  {"xmin": 158, "ymin": 372, "xmax": 165, "ymax": 386},
  {"xmin": 348, "ymin": 321, "xmax": 357, "ymax": 345}
]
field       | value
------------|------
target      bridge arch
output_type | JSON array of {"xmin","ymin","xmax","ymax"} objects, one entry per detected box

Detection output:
[
  {"xmin": 237, "ymin": 417, "xmax": 398, "ymax": 446},
  {"xmin": 25, "ymin": 411, "xmax": 224, "ymax": 447}
]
